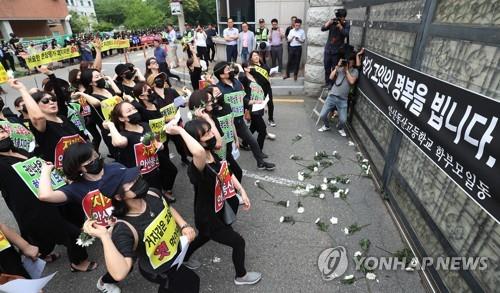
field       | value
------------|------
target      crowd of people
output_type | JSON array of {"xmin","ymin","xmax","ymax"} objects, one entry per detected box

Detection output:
[{"xmin": 0, "ymin": 18, "xmax": 285, "ymax": 291}]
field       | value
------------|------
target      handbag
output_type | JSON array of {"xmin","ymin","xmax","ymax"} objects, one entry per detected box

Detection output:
[{"xmin": 206, "ymin": 162, "xmax": 240, "ymax": 225}]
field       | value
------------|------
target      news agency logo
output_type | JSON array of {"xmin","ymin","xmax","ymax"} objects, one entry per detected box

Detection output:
[
  {"xmin": 317, "ymin": 246, "xmax": 348, "ymax": 281},
  {"xmin": 318, "ymin": 246, "xmax": 488, "ymax": 281}
]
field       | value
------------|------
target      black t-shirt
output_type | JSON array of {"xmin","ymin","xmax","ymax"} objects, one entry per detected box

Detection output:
[
  {"xmin": 189, "ymin": 66, "xmax": 202, "ymax": 90},
  {"xmin": 131, "ymin": 100, "xmax": 162, "ymax": 122},
  {"xmin": 151, "ymin": 88, "xmax": 180, "ymax": 109},
  {"xmin": 118, "ymin": 123, "xmax": 154, "ymax": 169},
  {"xmin": 89, "ymin": 89, "xmax": 116, "ymax": 124},
  {"xmin": 30, "ymin": 116, "xmax": 87, "ymax": 164},
  {"xmin": 112, "ymin": 194, "xmax": 180, "ymax": 275},
  {"xmin": 0, "ymin": 155, "xmax": 60, "ymax": 228},
  {"xmin": 250, "ymin": 64, "xmax": 272, "ymax": 98},
  {"xmin": 187, "ymin": 160, "xmax": 238, "ymax": 235},
  {"xmin": 117, "ymin": 81, "xmax": 135, "ymax": 97}
]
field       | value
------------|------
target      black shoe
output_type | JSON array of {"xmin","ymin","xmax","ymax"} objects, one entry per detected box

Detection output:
[
  {"xmin": 257, "ymin": 162, "xmax": 275, "ymax": 171},
  {"xmin": 261, "ymin": 153, "xmax": 268, "ymax": 159}
]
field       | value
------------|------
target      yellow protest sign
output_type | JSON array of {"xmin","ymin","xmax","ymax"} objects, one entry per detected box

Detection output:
[
  {"xmin": 149, "ymin": 117, "xmax": 167, "ymax": 143},
  {"xmin": 143, "ymin": 203, "xmax": 180, "ymax": 269},
  {"xmin": 100, "ymin": 96, "xmax": 122, "ymax": 121},
  {"xmin": 0, "ymin": 229, "xmax": 12, "ymax": 252},
  {"xmin": 25, "ymin": 45, "xmax": 80, "ymax": 68},
  {"xmin": 101, "ymin": 39, "xmax": 130, "ymax": 52},
  {"xmin": 160, "ymin": 104, "xmax": 177, "ymax": 122},
  {"xmin": 0, "ymin": 63, "xmax": 8, "ymax": 84}
]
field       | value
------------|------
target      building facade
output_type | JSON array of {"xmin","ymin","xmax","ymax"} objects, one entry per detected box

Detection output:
[
  {"xmin": 0, "ymin": 0, "xmax": 71, "ymax": 39},
  {"xmin": 66, "ymin": 0, "xmax": 97, "ymax": 20}
]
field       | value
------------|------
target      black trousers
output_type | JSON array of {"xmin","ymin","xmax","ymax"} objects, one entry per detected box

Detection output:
[
  {"xmin": 140, "ymin": 265, "xmax": 200, "ymax": 293},
  {"xmin": 159, "ymin": 62, "xmax": 181, "ymax": 86},
  {"xmin": 267, "ymin": 90, "xmax": 275, "ymax": 122},
  {"xmin": 250, "ymin": 114, "xmax": 267, "ymax": 150},
  {"xmin": 85, "ymin": 116, "xmax": 101, "ymax": 151},
  {"xmin": 207, "ymin": 43, "xmax": 216, "ymax": 61},
  {"xmin": 167, "ymin": 134, "xmax": 189, "ymax": 162},
  {"xmin": 196, "ymin": 46, "xmax": 209, "ymax": 66},
  {"xmin": 226, "ymin": 45, "xmax": 237, "ymax": 63},
  {"xmin": 225, "ymin": 142, "xmax": 242, "ymax": 182},
  {"xmin": 324, "ymin": 51, "xmax": 341, "ymax": 85},
  {"xmin": 286, "ymin": 46, "xmax": 302, "ymax": 76},
  {"xmin": 157, "ymin": 150, "xmax": 178, "ymax": 192},
  {"xmin": 234, "ymin": 117, "xmax": 264, "ymax": 165},
  {"xmin": 0, "ymin": 247, "xmax": 30, "ymax": 278},
  {"xmin": 185, "ymin": 226, "xmax": 246, "ymax": 278}
]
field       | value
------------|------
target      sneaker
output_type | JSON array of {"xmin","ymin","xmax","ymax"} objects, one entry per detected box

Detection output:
[
  {"xmin": 261, "ymin": 153, "xmax": 269, "ymax": 159},
  {"xmin": 183, "ymin": 258, "xmax": 201, "ymax": 270},
  {"xmin": 268, "ymin": 120, "xmax": 276, "ymax": 127},
  {"xmin": 338, "ymin": 129, "xmax": 347, "ymax": 137},
  {"xmin": 266, "ymin": 132, "xmax": 276, "ymax": 140},
  {"xmin": 97, "ymin": 277, "xmax": 121, "ymax": 293},
  {"xmin": 318, "ymin": 126, "xmax": 331, "ymax": 132},
  {"xmin": 234, "ymin": 272, "xmax": 262, "ymax": 285},
  {"xmin": 258, "ymin": 162, "xmax": 276, "ymax": 171}
]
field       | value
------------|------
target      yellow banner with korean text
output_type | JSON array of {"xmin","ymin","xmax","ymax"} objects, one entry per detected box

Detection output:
[
  {"xmin": 101, "ymin": 39, "xmax": 130, "ymax": 52},
  {"xmin": 25, "ymin": 45, "xmax": 80, "ymax": 68}
]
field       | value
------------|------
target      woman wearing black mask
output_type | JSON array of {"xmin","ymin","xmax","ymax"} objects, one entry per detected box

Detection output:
[
  {"xmin": 105, "ymin": 101, "xmax": 168, "ymax": 200},
  {"xmin": 132, "ymin": 82, "xmax": 178, "ymax": 202},
  {"xmin": 165, "ymin": 119, "xmax": 261, "ymax": 286},
  {"xmin": 114, "ymin": 63, "xmax": 146, "ymax": 97},
  {"xmin": 147, "ymin": 72, "xmax": 190, "ymax": 165},
  {"xmin": 83, "ymin": 166, "xmax": 199, "ymax": 293},
  {"xmin": 0, "ymin": 126, "xmax": 98, "ymax": 273}
]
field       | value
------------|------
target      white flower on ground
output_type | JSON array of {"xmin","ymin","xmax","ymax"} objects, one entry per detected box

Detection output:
[
  {"xmin": 305, "ymin": 184, "xmax": 314, "ymax": 191},
  {"xmin": 332, "ymin": 151, "xmax": 337, "ymax": 156},
  {"xmin": 315, "ymin": 218, "xmax": 321, "ymax": 224},
  {"xmin": 354, "ymin": 251, "xmax": 362, "ymax": 257},
  {"xmin": 320, "ymin": 184, "xmax": 328, "ymax": 191},
  {"xmin": 334, "ymin": 191, "xmax": 341, "ymax": 198},
  {"xmin": 317, "ymin": 161, "xmax": 321, "ymax": 167},
  {"xmin": 323, "ymin": 177, "xmax": 328, "ymax": 183},
  {"xmin": 330, "ymin": 180, "xmax": 337, "ymax": 184},
  {"xmin": 344, "ymin": 188, "xmax": 349, "ymax": 195},
  {"xmin": 289, "ymin": 154, "xmax": 294, "ymax": 159},
  {"xmin": 348, "ymin": 141, "xmax": 356, "ymax": 146},
  {"xmin": 286, "ymin": 200, "xmax": 290, "ymax": 207},
  {"xmin": 345, "ymin": 179, "xmax": 350, "ymax": 184},
  {"xmin": 254, "ymin": 180, "xmax": 260, "ymax": 186},
  {"xmin": 313, "ymin": 167, "xmax": 319, "ymax": 172},
  {"xmin": 212, "ymin": 256, "xmax": 221, "ymax": 263},
  {"xmin": 365, "ymin": 165, "xmax": 371, "ymax": 175},
  {"xmin": 366, "ymin": 272, "xmax": 377, "ymax": 280},
  {"xmin": 315, "ymin": 151, "xmax": 318, "ymax": 156},
  {"xmin": 405, "ymin": 267, "xmax": 415, "ymax": 272},
  {"xmin": 279, "ymin": 216, "xmax": 285, "ymax": 223},
  {"xmin": 344, "ymin": 274, "xmax": 354, "ymax": 280},
  {"xmin": 297, "ymin": 207, "xmax": 305, "ymax": 214},
  {"xmin": 343, "ymin": 227, "xmax": 349, "ymax": 234},
  {"xmin": 319, "ymin": 193, "xmax": 325, "ymax": 199},
  {"xmin": 298, "ymin": 172, "xmax": 304, "ymax": 181},
  {"xmin": 362, "ymin": 159, "xmax": 369, "ymax": 163},
  {"xmin": 330, "ymin": 216, "xmax": 338, "ymax": 225}
]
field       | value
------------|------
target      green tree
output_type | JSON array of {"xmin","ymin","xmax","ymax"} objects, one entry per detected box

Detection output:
[
  {"xmin": 94, "ymin": 0, "xmax": 126, "ymax": 26},
  {"xmin": 123, "ymin": 0, "xmax": 166, "ymax": 30},
  {"xmin": 94, "ymin": 21, "xmax": 114, "ymax": 32},
  {"xmin": 70, "ymin": 11, "xmax": 94, "ymax": 33}
]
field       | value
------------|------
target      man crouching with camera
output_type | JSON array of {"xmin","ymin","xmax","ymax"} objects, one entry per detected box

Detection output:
[
  {"xmin": 317, "ymin": 54, "xmax": 358, "ymax": 137},
  {"xmin": 321, "ymin": 8, "xmax": 350, "ymax": 87}
]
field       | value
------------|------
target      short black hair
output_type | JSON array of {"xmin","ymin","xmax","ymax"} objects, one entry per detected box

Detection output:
[
  {"xmin": 31, "ymin": 91, "xmax": 56, "ymax": 103},
  {"xmin": 271, "ymin": 18, "xmax": 278, "ymax": 23},
  {"xmin": 188, "ymin": 88, "xmax": 210, "ymax": 110},
  {"xmin": 14, "ymin": 96, "xmax": 23, "ymax": 107},
  {"xmin": 213, "ymin": 61, "xmax": 229, "ymax": 80},
  {"xmin": 184, "ymin": 119, "xmax": 211, "ymax": 142},
  {"xmin": 295, "ymin": 18, "xmax": 302, "ymax": 24},
  {"xmin": 62, "ymin": 142, "xmax": 94, "ymax": 182}
]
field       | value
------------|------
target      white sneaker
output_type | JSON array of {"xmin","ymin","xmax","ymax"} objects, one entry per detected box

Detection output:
[
  {"xmin": 338, "ymin": 129, "xmax": 347, "ymax": 137},
  {"xmin": 234, "ymin": 272, "xmax": 262, "ymax": 285},
  {"xmin": 97, "ymin": 277, "xmax": 121, "ymax": 293},
  {"xmin": 266, "ymin": 132, "xmax": 276, "ymax": 140},
  {"xmin": 318, "ymin": 126, "xmax": 331, "ymax": 132}
]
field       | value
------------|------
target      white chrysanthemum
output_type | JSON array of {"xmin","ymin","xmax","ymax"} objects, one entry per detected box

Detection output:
[
  {"xmin": 330, "ymin": 217, "xmax": 338, "ymax": 225},
  {"xmin": 279, "ymin": 216, "xmax": 285, "ymax": 223},
  {"xmin": 344, "ymin": 274, "xmax": 354, "ymax": 280},
  {"xmin": 348, "ymin": 141, "xmax": 355, "ymax": 146},
  {"xmin": 315, "ymin": 151, "xmax": 318, "ymax": 156},
  {"xmin": 320, "ymin": 184, "xmax": 328, "ymax": 191},
  {"xmin": 343, "ymin": 227, "xmax": 349, "ymax": 234},
  {"xmin": 366, "ymin": 272, "xmax": 377, "ymax": 280},
  {"xmin": 317, "ymin": 161, "xmax": 321, "ymax": 167},
  {"xmin": 254, "ymin": 180, "xmax": 260, "ymax": 186},
  {"xmin": 289, "ymin": 154, "xmax": 294, "ymax": 159},
  {"xmin": 319, "ymin": 193, "xmax": 325, "ymax": 199},
  {"xmin": 354, "ymin": 251, "xmax": 362, "ymax": 257},
  {"xmin": 362, "ymin": 159, "xmax": 369, "ymax": 163},
  {"xmin": 297, "ymin": 207, "xmax": 305, "ymax": 214},
  {"xmin": 333, "ymin": 191, "xmax": 341, "ymax": 198},
  {"xmin": 286, "ymin": 200, "xmax": 290, "ymax": 207},
  {"xmin": 332, "ymin": 151, "xmax": 337, "ymax": 156},
  {"xmin": 323, "ymin": 177, "xmax": 328, "ymax": 183},
  {"xmin": 345, "ymin": 179, "xmax": 350, "ymax": 184},
  {"xmin": 305, "ymin": 184, "xmax": 314, "ymax": 191},
  {"xmin": 313, "ymin": 167, "xmax": 319, "ymax": 172},
  {"xmin": 365, "ymin": 165, "xmax": 371, "ymax": 175},
  {"xmin": 344, "ymin": 188, "xmax": 349, "ymax": 195},
  {"xmin": 315, "ymin": 218, "xmax": 321, "ymax": 224},
  {"xmin": 298, "ymin": 172, "xmax": 304, "ymax": 181}
]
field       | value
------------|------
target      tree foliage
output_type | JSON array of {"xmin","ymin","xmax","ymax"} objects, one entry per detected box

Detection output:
[{"xmin": 70, "ymin": 11, "xmax": 95, "ymax": 33}]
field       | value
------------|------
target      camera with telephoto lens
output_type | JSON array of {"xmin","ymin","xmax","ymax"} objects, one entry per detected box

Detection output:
[{"xmin": 331, "ymin": 18, "xmax": 340, "ymax": 26}]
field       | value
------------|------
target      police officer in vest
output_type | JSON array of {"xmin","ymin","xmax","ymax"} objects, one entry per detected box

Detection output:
[{"xmin": 255, "ymin": 19, "xmax": 270, "ymax": 64}]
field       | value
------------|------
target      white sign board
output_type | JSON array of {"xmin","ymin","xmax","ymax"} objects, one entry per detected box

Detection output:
[{"xmin": 171, "ymin": 2, "xmax": 182, "ymax": 15}]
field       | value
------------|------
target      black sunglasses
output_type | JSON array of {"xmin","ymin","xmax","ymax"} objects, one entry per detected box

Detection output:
[{"xmin": 40, "ymin": 96, "xmax": 57, "ymax": 104}]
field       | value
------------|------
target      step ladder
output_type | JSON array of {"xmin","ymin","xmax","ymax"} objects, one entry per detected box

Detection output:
[{"xmin": 310, "ymin": 87, "xmax": 330, "ymax": 125}]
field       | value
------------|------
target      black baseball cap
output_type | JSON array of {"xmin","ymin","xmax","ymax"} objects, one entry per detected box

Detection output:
[{"xmin": 99, "ymin": 164, "xmax": 140, "ymax": 198}]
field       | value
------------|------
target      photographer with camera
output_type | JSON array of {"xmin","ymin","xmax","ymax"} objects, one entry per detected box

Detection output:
[
  {"xmin": 321, "ymin": 8, "xmax": 350, "ymax": 87},
  {"xmin": 317, "ymin": 54, "xmax": 358, "ymax": 137},
  {"xmin": 195, "ymin": 25, "xmax": 210, "ymax": 67}
]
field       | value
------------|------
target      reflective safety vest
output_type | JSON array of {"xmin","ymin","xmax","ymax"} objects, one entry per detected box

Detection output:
[{"xmin": 255, "ymin": 28, "xmax": 269, "ymax": 42}]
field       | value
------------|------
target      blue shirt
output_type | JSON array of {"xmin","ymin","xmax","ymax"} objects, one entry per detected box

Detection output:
[{"xmin": 154, "ymin": 47, "xmax": 167, "ymax": 64}]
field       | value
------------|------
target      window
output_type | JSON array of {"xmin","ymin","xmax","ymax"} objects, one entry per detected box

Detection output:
[
  {"xmin": 80, "ymin": 0, "xmax": 84, "ymax": 6},
  {"xmin": 229, "ymin": 0, "xmax": 255, "ymax": 23},
  {"xmin": 88, "ymin": 1, "xmax": 92, "ymax": 6}
]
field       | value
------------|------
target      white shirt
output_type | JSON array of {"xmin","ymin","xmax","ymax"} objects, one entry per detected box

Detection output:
[
  {"xmin": 195, "ymin": 31, "xmax": 207, "ymax": 47},
  {"xmin": 287, "ymin": 28, "xmax": 305, "ymax": 47},
  {"xmin": 223, "ymin": 27, "xmax": 239, "ymax": 45},
  {"xmin": 168, "ymin": 30, "xmax": 177, "ymax": 44}
]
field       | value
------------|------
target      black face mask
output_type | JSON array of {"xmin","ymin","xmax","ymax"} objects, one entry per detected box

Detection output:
[
  {"xmin": 20, "ymin": 105, "xmax": 27, "ymax": 113},
  {"xmin": 84, "ymin": 157, "xmax": 104, "ymax": 175},
  {"xmin": 130, "ymin": 177, "xmax": 149, "ymax": 199},
  {"xmin": 125, "ymin": 71, "xmax": 136, "ymax": 80},
  {"xmin": 228, "ymin": 71, "xmax": 235, "ymax": 80},
  {"xmin": 202, "ymin": 136, "xmax": 217, "ymax": 150},
  {"xmin": 0, "ymin": 137, "xmax": 13, "ymax": 152},
  {"xmin": 154, "ymin": 78, "xmax": 165, "ymax": 88},
  {"xmin": 127, "ymin": 112, "xmax": 142, "ymax": 124},
  {"xmin": 96, "ymin": 78, "xmax": 106, "ymax": 89}
]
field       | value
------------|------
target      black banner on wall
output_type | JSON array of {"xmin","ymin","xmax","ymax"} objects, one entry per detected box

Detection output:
[{"xmin": 358, "ymin": 49, "xmax": 500, "ymax": 223}]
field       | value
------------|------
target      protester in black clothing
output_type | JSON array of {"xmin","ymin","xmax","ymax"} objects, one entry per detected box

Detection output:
[
  {"xmin": 186, "ymin": 44, "xmax": 202, "ymax": 90},
  {"xmin": 145, "ymin": 57, "xmax": 175, "ymax": 88},
  {"xmin": 248, "ymin": 51, "xmax": 277, "ymax": 128},
  {"xmin": 84, "ymin": 166, "xmax": 199, "ymax": 293},
  {"xmin": 205, "ymin": 24, "xmax": 217, "ymax": 62},
  {"xmin": 147, "ymin": 72, "xmax": 190, "ymax": 165},
  {"xmin": 166, "ymin": 118, "xmax": 261, "ymax": 286},
  {"xmin": 0, "ymin": 126, "xmax": 98, "ymax": 273},
  {"xmin": 0, "ymin": 223, "xmax": 39, "ymax": 279},
  {"xmin": 321, "ymin": 8, "xmax": 350, "ymax": 86},
  {"xmin": 114, "ymin": 63, "xmax": 146, "ymax": 96}
]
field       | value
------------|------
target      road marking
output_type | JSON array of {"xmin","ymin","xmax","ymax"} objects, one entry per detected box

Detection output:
[
  {"xmin": 242, "ymin": 169, "xmax": 301, "ymax": 187},
  {"xmin": 273, "ymin": 98, "xmax": 304, "ymax": 103}
]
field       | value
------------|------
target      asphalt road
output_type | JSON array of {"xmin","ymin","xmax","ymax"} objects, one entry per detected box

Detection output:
[{"xmin": 0, "ymin": 51, "xmax": 426, "ymax": 293}]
